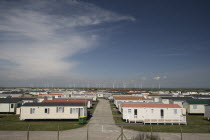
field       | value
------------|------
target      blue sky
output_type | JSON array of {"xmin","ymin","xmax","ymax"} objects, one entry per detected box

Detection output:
[{"xmin": 0, "ymin": 0, "xmax": 210, "ymax": 88}]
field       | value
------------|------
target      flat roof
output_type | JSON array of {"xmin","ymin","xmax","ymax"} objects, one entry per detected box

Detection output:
[{"xmin": 0, "ymin": 98, "xmax": 22, "ymax": 103}]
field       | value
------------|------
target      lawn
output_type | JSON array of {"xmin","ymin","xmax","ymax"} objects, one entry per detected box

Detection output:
[
  {"xmin": 0, "ymin": 100, "xmax": 99, "ymax": 131},
  {"xmin": 0, "ymin": 114, "xmax": 83, "ymax": 131},
  {"xmin": 123, "ymin": 115, "xmax": 210, "ymax": 133},
  {"xmin": 112, "ymin": 110, "xmax": 121, "ymax": 115}
]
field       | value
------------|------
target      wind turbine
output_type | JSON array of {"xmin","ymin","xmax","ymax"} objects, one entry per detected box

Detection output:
[{"xmin": 154, "ymin": 76, "xmax": 161, "ymax": 89}]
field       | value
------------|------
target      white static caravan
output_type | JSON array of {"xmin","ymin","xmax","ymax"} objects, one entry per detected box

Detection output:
[
  {"xmin": 20, "ymin": 102, "xmax": 87, "ymax": 120},
  {"xmin": 12, "ymin": 97, "xmax": 45, "ymax": 103},
  {"xmin": 39, "ymin": 94, "xmax": 64, "ymax": 99},
  {"xmin": 183, "ymin": 99, "xmax": 210, "ymax": 114},
  {"xmin": 118, "ymin": 102, "xmax": 163, "ymax": 113},
  {"xmin": 122, "ymin": 104, "xmax": 186, "ymax": 125},
  {"xmin": 71, "ymin": 94, "xmax": 97, "ymax": 101},
  {"xmin": 29, "ymin": 91, "xmax": 48, "ymax": 96},
  {"xmin": 113, "ymin": 97, "xmax": 153, "ymax": 108},
  {"xmin": 0, "ymin": 98, "xmax": 22, "ymax": 113},
  {"xmin": 204, "ymin": 105, "xmax": 210, "ymax": 120}
]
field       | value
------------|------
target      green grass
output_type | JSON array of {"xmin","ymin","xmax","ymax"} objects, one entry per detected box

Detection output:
[
  {"xmin": 88, "ymin": 100, "xmax": 99, "ymax": 115},
  {"xmin": 114, "ymin": 117, "xmax": 125, "ymax": 123},
  {"xmin": 123, "ymin": 115, "xmax": 210, "ymax": 133},
  {"xmin": 186, "ymin": 115, "xmax": 210, "ymax": 125},
  {"xmin": 112, "ymin": 111, "xmax": 121, "ymax": 115},
  {"xmin": 0, "ymin": 101, "xmax": 99, "ymax": 131},
  {"xmin": 0, "ymin": 114, "xmax": 85, "ymax": 131},
  {"xmin": 124, "ymin": 125, "xmax": 210, "ymax": 133}
]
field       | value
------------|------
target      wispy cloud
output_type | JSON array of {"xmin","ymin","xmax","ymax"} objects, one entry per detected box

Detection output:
[
  {"xmin": 153, "ymin": 76, "xmax": 161, "ymax": 80},
  {"xmin": 0, "ymin": 0, "xmax": 134, "ymax": 82}
]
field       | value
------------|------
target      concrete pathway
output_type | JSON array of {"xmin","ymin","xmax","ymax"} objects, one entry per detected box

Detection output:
[{"xmin": 1, "ymin": 99, "xmax": 210, "ymax": 140}]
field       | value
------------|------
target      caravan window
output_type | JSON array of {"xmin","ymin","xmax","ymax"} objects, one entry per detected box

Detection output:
[
  {"xmin": 193, "ymin": 105, "xmax": 197, "ymax": 109},
  {"xmin": 30, "ymin": 108, "xmax": 35, "ymax": 114},
  {"xmin": 45, "ymin": 108, "xmax": 50, "ymax": 114},
  {"xmin": 134, "ymin": 109, "xmax": 137, "ymax": 115},
  {"xmin": 11, "ymin": 104, "xmax": 14, "ymax": 108},
  {"xmin": 71, "ymin": 108, "xmax": 78, "ymax": 114},
  {"xmin": 160, "ymin": 109, "xmax": 164, "ymax": 118},
  {"xmin": 57, "ymin": 107, "xmax": 64, "ymax": 113},
  {"xmin": 128, "ymin": 109, "xmax": 131, "ymax": 114},
  {"xmin": 174, "ymin": 109, "xmax": 177, "ymax": 114}
]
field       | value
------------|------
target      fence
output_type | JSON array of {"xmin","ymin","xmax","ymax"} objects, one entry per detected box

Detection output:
[{"xmin": 0, "ymin": 123, "xmax": 210, "ymax": 140}]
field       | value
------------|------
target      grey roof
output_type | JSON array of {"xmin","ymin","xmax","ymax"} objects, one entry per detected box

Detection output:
[
  {"xmin": 22, "ymin": 102, "xmax": 87, "ymax": 107},
  {"xmin": 72, "ymin": 94, "xmax": 96, "ymax": 96},
  {"xmin": 55, "ymin": 98, "xmax": 93, "ymax": 101},
  {"xmin": 148, "ymin": 94, "xmax": 173, "ymax": 97},
  {"xmin": 19, "ymin": 98, "xmax": 37, "ymax": 101},
  {"xmin": 191, "ymin": 95, "xmax": 210, "ymax": 98},
  {"xmin": 186, "ymin": 99, "xmax": 210, "ymax": 104},
  {"xmin": 2, "ymin": 91, "xmax": 24, "ymax": 94},
  {"xmin": 0, "ymin": 98, "xmax": 22, "ymax": 103},
  {"xmin": 162, "ymin": 97, "xmax": 193, "ymax": 100}
]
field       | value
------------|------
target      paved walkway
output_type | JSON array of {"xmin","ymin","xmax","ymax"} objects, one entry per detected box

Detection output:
[
  {"xmin": 61, "ymin": 99, "xmax": 129, "ymax": 140},
  {"xmin": 1, "ymin": 99, "xmax": 210, "ymax": 140}
]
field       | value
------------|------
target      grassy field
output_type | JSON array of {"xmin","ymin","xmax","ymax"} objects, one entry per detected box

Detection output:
[
  {"xmin": 0, "ymin": 100, "xmax": 99, "ymax": 131},
  {"xmin": 123, "ymin": 115, "xmax": 210, "ymax": 133}
]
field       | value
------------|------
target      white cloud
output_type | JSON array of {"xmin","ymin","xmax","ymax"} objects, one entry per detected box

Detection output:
[
  {"xmin": 0, "ymin": 0, "xmax": 135, "ymax": 82},
  {"xmin": 154, "ymin": 76, "xmax": 161, "ymax": 80}
]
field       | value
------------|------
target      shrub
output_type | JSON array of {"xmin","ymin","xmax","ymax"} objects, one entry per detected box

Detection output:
[{"xmin": 132, "ymin": 133, "xmax": 163, "ymax": 140}]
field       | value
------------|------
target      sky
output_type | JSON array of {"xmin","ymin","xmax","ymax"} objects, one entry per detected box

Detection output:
[{"xmin": 0, "ymin": 0, "xmax": 210, "ymax": 88}]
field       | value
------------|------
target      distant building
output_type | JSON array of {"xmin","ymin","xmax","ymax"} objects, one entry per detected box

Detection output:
[{"xmin": 113, "ymin": 96, "xmax": 153, "ymax": 108}]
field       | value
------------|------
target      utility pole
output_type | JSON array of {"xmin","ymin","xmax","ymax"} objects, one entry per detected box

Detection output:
[
  {"xmin": 151, "ymin": 125, "xmax": 153, "ymax": 137},
  {"xmin": 180, "ymin": 126, "xmax": 182, "ymax": 140},
  {"xmin": 121, "ymin": 126, "xmax": 123, "ymax": 140},
  {"xmin": 27, "ymin": 124, "xmax": 30, "ymax": 140},
  {"xmin": 58, "ymin": 124, "xmax": 60, "ymax": 140},
  {"xmin": 87, "ymin": 124, "xmax": 89, "ymax": 140}
]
